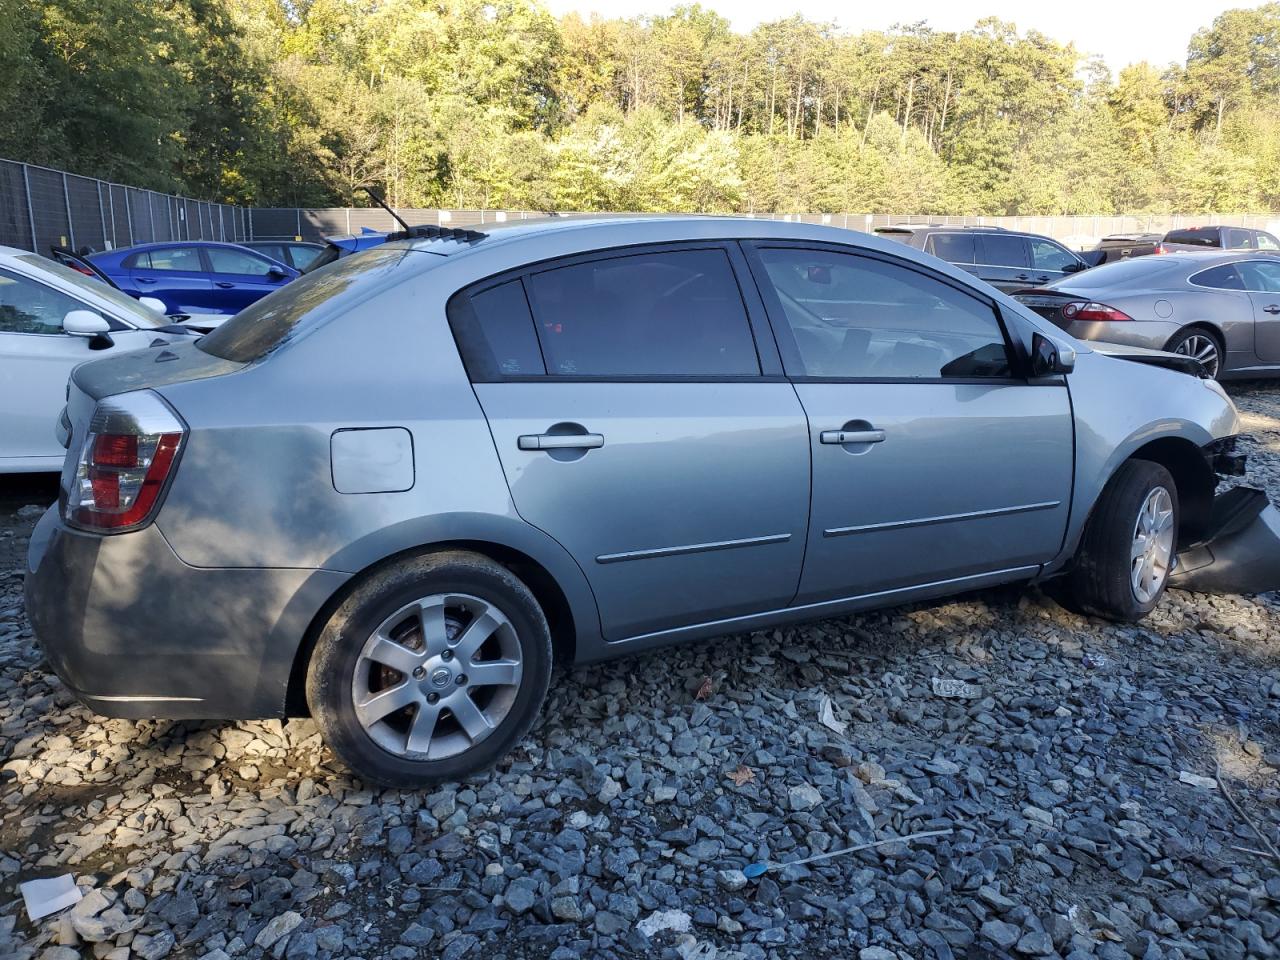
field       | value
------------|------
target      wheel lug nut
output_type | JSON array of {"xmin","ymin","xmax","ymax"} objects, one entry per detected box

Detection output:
[
  {"xmin": 412, "ymin": 667, "xmax": 426, "ymax": 680},
  {"xmin": 442, "ymin": 650, "xmax": 453, "ymax": 661},
  {"xmin": 456, "ymin": 674, "xmax": 467, "ymax": 686},
  {"xmin": 427, "ymin": 692, "xmax": 439, "ymax": 704}
]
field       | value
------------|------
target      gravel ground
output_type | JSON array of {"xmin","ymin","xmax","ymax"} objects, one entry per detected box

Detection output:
[{"xmin": 3, "ymin": 387, "xmax": 1280, "ymax": 960}]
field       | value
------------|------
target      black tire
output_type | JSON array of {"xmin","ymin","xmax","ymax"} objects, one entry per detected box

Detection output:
[
  {"xmin": 1164, "ymin": 327, "xmax": 1223, "ymax": 379},
  {"xmin": 1064, "ymin": 460, "xmax": 1179, "ymax": 621},
  {"xmin": 306, "ymin": 550, "xmax": 552, "ymax": 787}
]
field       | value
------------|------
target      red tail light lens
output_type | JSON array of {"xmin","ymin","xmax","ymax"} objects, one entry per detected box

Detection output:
[
  {"xmin": 67, "ymin": 392, "xmax": 186, "ymax": 532},
  {"xmin": 1061, "ymin": 301, "xmax": 1134, "ymax": 323},
  {"xmin": 1153, "ymin": 245, "xmax": 1168, "ymax": 255}
]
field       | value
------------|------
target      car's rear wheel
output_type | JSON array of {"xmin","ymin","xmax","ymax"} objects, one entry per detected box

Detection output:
[
  {"xmin": 306, "ymin": 551, "xmax": 552, "ymax": 787},
  {"xmin": 1166, "ymin": 327, "xmax": 1222, "ymax": 379},
  {"xmin": 1064, "ymin": 460, "xmax": 1179, "ymax": 621}
]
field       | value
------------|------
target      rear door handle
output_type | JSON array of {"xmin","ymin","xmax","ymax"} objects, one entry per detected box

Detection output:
[
  {"xmin": 1015, "ymin": 273, "xmax": 1030, "ymax": 280},
  {"xmin": 215, "ymin": 281, "xmax": 235, "ymax": 288},
  {"xmin": 1264, "ymin": 305, "xmax": 1280, "ymax": 314},
  {"xmin": 136, "ymin": 277, "xmax": 156, "ymax": 284},
  {"xmin": 820, "ymin": 429, "xmax": 886, "ymax": 445},
  {"xmin": 518, "ymin": 433, "xmax": 605, "ymax": 451}
]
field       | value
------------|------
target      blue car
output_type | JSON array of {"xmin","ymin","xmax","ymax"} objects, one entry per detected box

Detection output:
[{"xmin": 90, "ymin": 241, "xmax": 300, "ymax": 316}]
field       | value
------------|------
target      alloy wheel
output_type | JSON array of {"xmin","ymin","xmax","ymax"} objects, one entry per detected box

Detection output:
[
  {"xmin": 1130, "ymin": 486, "xmax": 1175, "ymax": 605},
  {"xmin": 351, "ymin": 593, "xmax": 523, "ymax": 760},
  {"xmin": 1172, "ymin": 334, "xmax": 1220, "ymax": 378}
]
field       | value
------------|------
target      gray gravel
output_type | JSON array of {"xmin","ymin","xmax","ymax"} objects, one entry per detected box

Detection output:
[{"xmin": 3, "ymin": 384, "xmax": 1280, "ymax": 960}]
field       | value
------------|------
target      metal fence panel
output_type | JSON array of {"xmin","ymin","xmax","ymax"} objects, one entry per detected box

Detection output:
[
  {"xmin": 65, "ymin": 174, "xmax": 107, "ymax": 252},
  {"xmin": 25, "ymin": 166, "xmax": 71, "ymax": 255},
  {"xmin": 0, "ymin": 161, "xmax": 33, "ymax": 251}
]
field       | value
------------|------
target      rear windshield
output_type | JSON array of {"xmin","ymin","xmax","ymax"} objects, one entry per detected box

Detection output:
[
  {"xmin": 198, "ymin": 246, "xmax": 426, "ymax": 362},
  {"xmin": 1164, "ymin": 229, "xmax": 1219, "ymax": 247},
  {"xmin": 1051, "ymin": 256, "xmax": 1182, "ymax": 289}
]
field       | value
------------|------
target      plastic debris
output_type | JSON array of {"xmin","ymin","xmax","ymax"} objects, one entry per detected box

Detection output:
[
  {"xmin": 636, "ymin": 909, "xmax": 692, "ymax": 937},
  {"xmin": 931, "ymin": 677, "xmax": 982, "ymax": 699},
  {"xmin": 817, "ymin": 694, "xmax": 847, "ymax": 734},
  {"xmin": 742, "ymin": 827, "xmax": 953, "ymax": 879},
  {"xmin": 20, "ymin": 875, "xmax": 82, "ymax": 921}
]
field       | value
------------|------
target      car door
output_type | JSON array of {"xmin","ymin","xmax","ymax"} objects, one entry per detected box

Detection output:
[
  {"xmin": 1234, "ymin": 259, "xmax": 1280, "ymax": 362},
  {"xmin": 127, "ymin": 246, "xmax": 214, "ymax": 315},
  {"xmin": 975, "ymin": 233, "xmax": 1035, "ymax": 291},
  {"xmin": 744, "ymin": 241, "xmax": 1074, "ymax": 604},
  {"xmin": 203, "ymin": 246, "xmax": 295, "ymax": 314},
  {"xmin": 0, "ymin": 267, "xmax": 151, "ymax": 467},
  {"xmin": 1028, "ymin": 238, "xmax": 1083, "ymax": 285},
  {"xmin": 454, "ymin": 243, "xmax": 811, "ymax": 641}
]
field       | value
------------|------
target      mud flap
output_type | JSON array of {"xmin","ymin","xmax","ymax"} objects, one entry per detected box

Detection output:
[{"xmin": 1169, "ymin": 487, "xmax": 1280, "ymax": 595}]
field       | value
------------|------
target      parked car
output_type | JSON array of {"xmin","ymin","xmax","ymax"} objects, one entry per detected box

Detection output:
[
  {"xmin": 241, "ymin": 240, "xmax": 327, "ymax": 271},
  {"xmin": 0, "ymin": 245, "xmax": 198, "ymax": 472},
  {"xmin": 25, "ymin": 217, "xmax": 1276, "ymax": 786},
  {"xmin": 89, "ymin": 241, "xmax": 300, "ymax": 316},
  {"xmin": 874, "ymin": 224, "xmax": 1098, "ymax": 292},
  {"xmin": 1012, "ymin": 250, "xmax": 1280, "ymax": 380},
  {"xmin": 1092, "ymin": 226, "xmax": 1280, "ymax": 262}
]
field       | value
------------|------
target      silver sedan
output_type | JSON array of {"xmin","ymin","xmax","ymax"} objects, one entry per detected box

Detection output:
[{"xmin": 1014, "ymin": 251, "xmax": 1280, "ymax": 379}]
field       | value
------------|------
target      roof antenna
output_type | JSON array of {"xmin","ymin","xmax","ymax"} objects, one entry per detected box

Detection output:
[{"xmin": 359, "ymin": 186, "xmax": 411, "ymax": 232}]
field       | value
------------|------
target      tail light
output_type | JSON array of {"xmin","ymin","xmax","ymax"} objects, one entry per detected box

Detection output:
[
  {"xmin": 66, "ymin": 391, "xmax": 186, "ymax": 533},
  {"xmin": 1153, "ymin": 244, "xmax": 1168, "ymax": 255},
  {"xmin": 1061, "ymin": 301, "xmax": 1134, "ymax": 323}
]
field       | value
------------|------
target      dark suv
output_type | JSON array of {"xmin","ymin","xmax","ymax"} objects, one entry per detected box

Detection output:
[{"xmin": 874, "ymin": 225, "xmax": 1094, "ymax": 292}]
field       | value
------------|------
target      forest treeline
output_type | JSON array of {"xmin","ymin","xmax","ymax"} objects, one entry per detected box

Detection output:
[{"xmin": 5, "ymin": 0, "xmax": 1280, "ymax": 214}]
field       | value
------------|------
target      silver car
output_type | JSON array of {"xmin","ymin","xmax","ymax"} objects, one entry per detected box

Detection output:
[
  {"xmin": 23, "ymin": 217, "xmax": 1276, "ymax": 786},
  {"xmin": 1014, "ymin": 251, "xmax": 1280, "ymax": 380}
]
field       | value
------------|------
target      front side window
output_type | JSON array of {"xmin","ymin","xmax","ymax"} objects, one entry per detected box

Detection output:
[
  {"xmin": 1236, "ymin": 260, "xmax": 1280, "ymax": 292},
  {"xmin": 207, "ymin": 248, "xmax": 278, "ymax": 276},
  {"xmin": 977, "ymin": 234, "xmax": 1030, "ymax": 268},
  {"xmin": 251, "ymin": 243, "xmax": 286, "ymax": 262},
  {"xmin": 524, "ymin": 248, "xmax": 759, "ymax": 377},
  {"xmin": 1257, "ymin": 232, "xmax": 1280, "ymax": 251},
  {"xmin": 0, "ymin": 267, "xmax": 94, "ymax": 334},
  {"xmin": 926, "ymin": 233, "xmax": 976, "ymax": 264},
  {"xmin": 136, "ymin": 247, "xmax": 204, "ymax": 272},
  {"xmin": 1190, "ymin": 264, "xmax": 1245, "ymax": 290},
  {"xmin": 757, "ymin": 248, "xmax": 1012, "ymax": 379},
  {"xmin": 1030, "ymin": 239, "xmax": 1078, "ymax": 271}
]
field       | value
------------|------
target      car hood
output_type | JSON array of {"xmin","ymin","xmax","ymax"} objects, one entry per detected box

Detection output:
[{"xmin": 1087, "ymin": 340, "xmax": 1207, "ymax": 377}]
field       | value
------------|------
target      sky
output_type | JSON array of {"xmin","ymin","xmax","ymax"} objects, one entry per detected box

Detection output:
[{"xmin": 542, "ymin": 0, "xmax": 1270, "ymax": 74}]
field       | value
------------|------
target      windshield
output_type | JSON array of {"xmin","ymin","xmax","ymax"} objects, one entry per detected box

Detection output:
[
  {"xmin": 198, "ymin": 246, "xmax": 428, "ymax": 363},
  {"xmin": 18, "ymin": 254, "xmax": 164, "ymax": 328}
]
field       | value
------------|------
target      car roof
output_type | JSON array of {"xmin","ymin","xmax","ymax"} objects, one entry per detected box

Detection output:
[{"xmin": 873, "ymin": 224, "xmax": 1008, "ymax": 234}]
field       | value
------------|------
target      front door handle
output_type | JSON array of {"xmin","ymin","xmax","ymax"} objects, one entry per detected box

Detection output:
[
  {"xmin": 1264, "ymin": 305, "xmax": 1280, "ymax": 315},
  {"xmin": 136, "ymin": 277, "xmax": 156, "ymax": 284},
  {"xmin": 1015, "ymin": 273, "xmax": 1030, "ymax": 280},
  {"xmin": 820, "ymin": 429, "xmax": 886, "ymax": 445},
  {"xmin": 215, "ymin": 281, "xmax": 235, "ymax": 288},
  {"xmin": 518, "ymin": 433, "xmax": 605, "ymax": 451}
]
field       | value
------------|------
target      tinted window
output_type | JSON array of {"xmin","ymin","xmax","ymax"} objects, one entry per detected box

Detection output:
[
  {"xmin": 1190, "ymin": 264, "xmax": 1244, "ymax": 290},
  {"xmin": 758, "ymin": 248, "xmax": 1011, "ymax": 379},
  {"xmin": 0, "ymin": 268, "xmax": 94, "ymax": 334},
  {"xmin": 1226, "ymin": 228, "xmax": 1253, "ymax": 248},
  {"xmin": 977, "ymin": 235, "xmax": 1029, "ymax": 267},
  {"xmin": 524, "ymin": 249, "xmax": 759, "ymax": 377},
  {"xmin": 450, "ymin": 279, "xmax": 545, "ymax": 378},
  {"xmin": 207, "ymin": 247, "xmax": 278, "ymax": 276},
  {"xmin": 1165, "ymin": 229, "xmax": 1218, "ymax": 247},
  {"xmin": 251, "ymin": 243, "xmax": 286, "ymax": 262},
  {"xmin": 290, "ymin": 246, "xmax": 325, "ymax": 270},
  {"xmin": 1236, "ymin": 260, "xmax": 1280, "ymax": 292},
  {"xmin": 142, "ymin": 247, "xmax": 204, "ymax": 271},
  {"xmin": 926, "ymin": 233, "xmax": 976, "ymax": 264},
  {"xmin": 1259, "ymin": 232, "xmax": 1280, "ymax": 251},
  {"xmin": 1030, "ymin": 239, "xmax": 1078, "ymax": 271}
]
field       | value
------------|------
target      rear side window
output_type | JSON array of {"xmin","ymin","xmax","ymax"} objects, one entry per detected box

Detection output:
[
  {"xmin": 1190, "ymin": 264, "xmax": 1244, "ymax": 290},
  {"xmin": 926, "ymin": 233, "xmax": 976, "ymax": 264},
  {"xmin": 136, "ymin": 247, "xmax": 204, "ymax": 271},
  {"xmin": 523, "ymin": 249, "xmax": 760, "ymax": 377},
  {"xmin": 1226, "ymin": 228, "xmax": 1253, "ymax": 248},
  {"xmin": 448, "ymin": 279, "xmax": 546, "ymax": 378},
  {"xmin": 207, "ymin": 247, "xmax": 277, "ymax": 276},
  {"xmin": 252, "ymin": 243, "xmax": 285, "ymax": 262},
  {"xmin": 1165, "ymin": 229, "xmax": 1218, "ymax": 247},
  {"xmin": 977, "ymin": 235, "xmax": 1029, "ymax": 267}
]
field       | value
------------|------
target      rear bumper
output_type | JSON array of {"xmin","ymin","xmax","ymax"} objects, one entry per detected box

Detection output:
[
  {"xmin": 24, "ymin": 507, "xmax": 349, "ymax": 719},
  {"xmin": 1171, "ymin": 487, "xmax": 1280, "ymax": 595}
]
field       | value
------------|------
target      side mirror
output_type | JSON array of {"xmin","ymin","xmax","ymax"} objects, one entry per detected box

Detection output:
[
  {"xmin": 138, "ymin": 296, "xmax": 168, "ymax": 314},
  {"xmin": 1031, "ymin": 332, "xmax": 1075, "ymax": 377},
  {"xmin": 267, "ymin": 266, "xmax": 287, "ymax": 279},
  {"xmin": 1062, "ymin": 261, "xmax": 1086, "ymax": 273},
  {"xmin": 63, "ymin": 310, "xmax": 111, "ymax": 336}
]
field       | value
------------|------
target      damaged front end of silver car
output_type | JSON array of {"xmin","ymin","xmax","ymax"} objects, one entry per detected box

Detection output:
[{"xmin": 1171, "ymin": 482, "xmax": 1280, "ymax": 595}]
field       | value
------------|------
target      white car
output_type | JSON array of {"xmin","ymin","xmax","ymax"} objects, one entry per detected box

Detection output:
[{"xmin": 0, "ymin": 246, "xmax": 202, "ymax": 472}]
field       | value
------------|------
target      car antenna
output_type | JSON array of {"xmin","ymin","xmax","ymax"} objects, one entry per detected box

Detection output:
[{"xmin": 359, "ymin": 187, "xmax": 412, "ymax": 232}]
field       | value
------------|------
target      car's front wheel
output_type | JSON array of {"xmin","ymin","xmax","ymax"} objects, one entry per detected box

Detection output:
[
  {"xmin": 306, "ymin": 551, "xmax": 552, "ymax": 787},
  {"xmin": 1063, "ymin": 459, "xmax": 1179, "ymax": 621}
]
